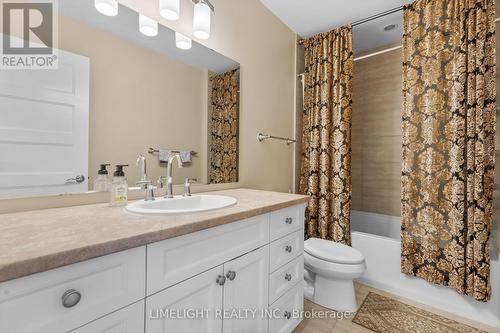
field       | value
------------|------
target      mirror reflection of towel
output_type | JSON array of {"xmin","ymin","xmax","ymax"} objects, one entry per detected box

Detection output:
[
  {"xmin": 158, "ymin": 150, "xmax": 172, "ymax": 162},
  {"xmin": 180, "ymin": 151, "xmax": 192, "ymax": 163},
  {"xmin": 158, "ymin": 150, "xmax": 192, "ymax": 163}
]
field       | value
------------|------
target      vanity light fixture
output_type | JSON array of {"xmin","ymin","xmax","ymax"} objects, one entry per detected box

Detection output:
[
  {"xmin": 192, "ymin": 0, "xmax": 213, "ymax": 39},
  {"xmin": 139, "ymin": 14, "xmax": 158, "ymax": 37},
  {"xmin": 175, "ymin": 32, "xmax": 192, "ymax": 50},
  {"xmin": 95, "ymin": 0, "xmax": 118, "ymax": 16},
  {"xmin": 160, "ymin": 0, "xmax": 180, "ymax": 21}
]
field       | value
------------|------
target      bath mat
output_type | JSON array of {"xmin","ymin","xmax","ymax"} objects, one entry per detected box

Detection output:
[{"xmin": 352, "ymin": 292, "xmax": 487, "ymax": 333}]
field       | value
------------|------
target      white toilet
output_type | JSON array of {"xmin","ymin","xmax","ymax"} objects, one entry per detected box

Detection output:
[{"xmin": 304, "ymin": 238, "xmax": 366, "ymax": 312}]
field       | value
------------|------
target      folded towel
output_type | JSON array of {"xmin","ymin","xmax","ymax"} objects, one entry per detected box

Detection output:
[
  {"xmin": 158, "ymin": 150, "xmax": 172, "ymax": 163},
  {"xmin": 180, "ymin": 151, "xmax": 192, "ymax": 163}
]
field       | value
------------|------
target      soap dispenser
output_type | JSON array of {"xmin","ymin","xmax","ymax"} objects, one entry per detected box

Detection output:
[
  {"xmin": 93, "ymin": 164, "xmax": 110, "ymax": 192},
  {"xmin": 110, "ymin": 164, "xmax": 128, "ymax": 206}
]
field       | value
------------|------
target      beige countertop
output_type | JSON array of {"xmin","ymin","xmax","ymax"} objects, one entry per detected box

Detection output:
[{"xmin": 0, "ymin": 188, "xmax": 309, "ymax": 283}]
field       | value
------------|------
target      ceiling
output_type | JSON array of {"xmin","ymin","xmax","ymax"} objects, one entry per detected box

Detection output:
[
  {"xmin": 260, "ymin": 0, "xmax": 414, "ymax": 54},
  {"xmin": 59, "ymin": 0, "xmax": 239, "ymax": 73}
]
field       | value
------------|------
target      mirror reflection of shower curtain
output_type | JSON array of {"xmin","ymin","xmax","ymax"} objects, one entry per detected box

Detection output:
[
  {"xmin": 208, "ymin": 69, "xmax": 239, "ymax": 184},
  {"xmin": 401, "ymin": 0, "xmax": 495, "ymax": 302}
]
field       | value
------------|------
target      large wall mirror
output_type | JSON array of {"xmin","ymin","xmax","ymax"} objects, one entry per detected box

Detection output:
[{"xmin": 0, "ymin": 0, "xmax": 240, "ymax": 199}]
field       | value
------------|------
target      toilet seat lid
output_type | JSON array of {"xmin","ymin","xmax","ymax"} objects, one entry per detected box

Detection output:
[{"xmin": 304, "ymin": 238, "xmax": 364, "ymax": 264}]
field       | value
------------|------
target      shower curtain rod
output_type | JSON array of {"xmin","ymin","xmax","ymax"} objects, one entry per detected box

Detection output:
[
  {"xmin": 298, "ymin": 6, "xmax": 500, "ymax": 45},
  {"xmin": 297, "ymin": 16, "xmax": 500, "ymax": 68},
  {"xmin": 351, "ymin": 5, "xmax": 404, "ymax": 27},
  {"xmin": 297, "ymin": 6, "xmax": 404, "ymax": 45}
]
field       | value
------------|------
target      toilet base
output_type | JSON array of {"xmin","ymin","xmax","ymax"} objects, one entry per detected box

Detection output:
[{"xmin": 310, "ymin": 275, "xmax": 358, "ymax": 312}]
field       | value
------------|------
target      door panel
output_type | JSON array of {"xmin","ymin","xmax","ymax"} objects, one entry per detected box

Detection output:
[
  {"xmin": 0, "ymin": 45, "xmax": 89, "ymax": 198},
  {"xmin": 71, "ymin": 301, "xmax": 144, "ymax": 333},
  {"xmin": 223, "ymin": 246, "xmax": 269, "ymax": 333},
  {"xmin": 145, "ymin": 266, "xmax": 223, "ymax": 333}
]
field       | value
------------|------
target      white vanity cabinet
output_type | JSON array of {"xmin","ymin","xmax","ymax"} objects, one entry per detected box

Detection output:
[
  {"xmin": 146, "ymin": 246, "xmax": 269, "ymax": 333},
  {"xmin": 0, "ymin": 203, "xmax": 306, "ymax": 333},
  {"xmin": 0, "ymin": 247, "xmax": 146, "ymax": 333},
  {"xmin": 70, "ymin": 301, "xmax": 145, "ymax": 333}
]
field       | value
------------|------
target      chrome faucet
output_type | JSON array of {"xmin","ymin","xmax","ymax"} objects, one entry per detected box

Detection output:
[
  {"xmin": 164, "ymin": 152, "xmax": 183, "ymax": 199},
  {"xmin": 135, "ymin": 154, "xmax": 155, "ymax": 201}
]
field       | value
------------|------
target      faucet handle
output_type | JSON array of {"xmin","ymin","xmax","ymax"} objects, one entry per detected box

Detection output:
[
  {"xmin": 136, "ymin": 179, "xmax": 151, "ymax": 190},
  {"xmin": 157, "ymin": 176, "xmax": 166, "ymax": 188},
  {"xmin": 183, "ymin": 178, "xmax": 197, "ymax": 197}
]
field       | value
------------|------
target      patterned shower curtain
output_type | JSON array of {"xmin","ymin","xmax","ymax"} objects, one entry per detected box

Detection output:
[
  {"xmin": 208, "ymin": 69, "xmax": 239, "ymax": 184},
  {"xmin": 401, "ymin": 0, "xmax": 496, "ymax": 302},
  {"xmin": 299, "ymin": 26, "xmax": 354, "ymax": 245}
]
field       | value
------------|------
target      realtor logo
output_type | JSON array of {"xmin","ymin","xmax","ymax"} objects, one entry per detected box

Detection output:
[{"xmin": 1, "ymin": 0, "xmax": 58, "ymax": 69}]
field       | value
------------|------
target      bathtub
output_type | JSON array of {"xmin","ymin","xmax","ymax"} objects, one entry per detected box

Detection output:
[{"xmin": 351, "ymin": 210, "xmax": 500, "ymax": 327}]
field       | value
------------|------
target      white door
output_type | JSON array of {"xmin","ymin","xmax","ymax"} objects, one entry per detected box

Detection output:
[
  {"xmin": 223, "ymin": 246, "xmax": 270, "ymax": 333},
  {"xmin": 71, "ymin": 301, "xmax": 144, "ymax": 333},
  {"xmin": 145, "ymin": 266, "xmax": 224, "ymax": 333},
  {"xmin": 0, "ymin": 44, "xmax": 89, "ymax": 198}
]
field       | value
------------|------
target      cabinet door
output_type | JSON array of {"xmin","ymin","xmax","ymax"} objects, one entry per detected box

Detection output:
[
  {"xmin": 71, "ymin": 301, "xmax": 144, "ymax": 333},
  {"xmin": 145, "ymin": 266, "xmax": 223, "ymax": 333},
  {"xmin": 223, "ymin": 246, "xmax": 269, "ymax": 333}
]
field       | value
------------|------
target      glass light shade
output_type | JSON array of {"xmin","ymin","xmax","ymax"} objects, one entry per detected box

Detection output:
[
  {"xmin": 159, "ymin": 0, "xmax": 180, "ymax": 21},
  {"xmin": 175, "ymin": 32, "xmax": 192, "ymax": 50},
  {"xmin": 95, "ymin": 0, "xmax": 118, "ymax": 16},
  {"xmin": 139, "ymin": 14, "xmax": 158, "ymax": 37},
  {"xmin": 193, "ymin": 2, "xmax": 210, "ymax": 39}
]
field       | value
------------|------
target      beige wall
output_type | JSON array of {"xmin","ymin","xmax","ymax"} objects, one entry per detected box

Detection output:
[
  {"xmin": 351, "ymin": 44, "xmax": 403, "ymax": 216},
  {"xmin": 120, "ymin": 0, "xmax": 297, "ymax": 193},
  {"xmin": 59, "ymin": 15, "xmax": 207, "ymax": 187}
]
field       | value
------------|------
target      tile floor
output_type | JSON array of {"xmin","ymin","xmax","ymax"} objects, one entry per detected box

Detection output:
[{"xmin": 292, "ymin": 283, "xmax": 500, "ymax": 333}]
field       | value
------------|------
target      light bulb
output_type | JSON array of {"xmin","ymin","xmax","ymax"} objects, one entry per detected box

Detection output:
[
  {"xmin": 139, "ymin": 14, "xmax": 158, "ymax": 37},
  {"xmin": 160, "ymin": 0, "xmax": 180, "ymax": 21},
  {"xmin": 175, "ymin": 32, "xmax": 192, "ymax": 50},
  {"xmin": 95, "ymin": 0, "xmax": 118, "ymax": 16},
  {"xmin": 193, "ymin": 2, "xmax": 210, "ymax": 39}
]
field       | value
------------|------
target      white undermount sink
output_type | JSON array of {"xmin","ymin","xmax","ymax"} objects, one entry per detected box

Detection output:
[{"xmin": 125, "ymin": 194, "xmax": 237, "ymax": 215}]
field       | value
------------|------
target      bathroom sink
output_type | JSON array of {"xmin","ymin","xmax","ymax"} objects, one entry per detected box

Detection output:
[{"xmin": 125, "ymin": 194, "xmax": 237, "ymax": 215}]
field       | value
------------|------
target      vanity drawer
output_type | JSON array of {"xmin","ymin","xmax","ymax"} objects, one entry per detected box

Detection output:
[
  {"xmin": 0, "ymin": 247, "xmax": 146, "ymax": 333},
  {"xmin": 269, "ymin": 281, "xmax": 304, "ymax": 333},
  {"xmin": 270, "ymin": 205, "xmax": 305, "ymax": 241},
  {"xmin": 270, "ymin": 229, "xmax": 304, "ymax": 272},
  {"xmin": 147, "ymin": 213, "xmax": 269, "ymax": 295},
  {"xmin": 269, "ymin": 255, "xmax": 304, "ymax": 304},
  {"xmin": 71, "ymin": 300, "xmax": 145, "ymax": 333}
]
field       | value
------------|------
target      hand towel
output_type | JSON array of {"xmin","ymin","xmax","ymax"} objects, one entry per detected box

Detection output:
[
  {"xmin": 180, "ymin": 151, "xmax": 192, "ymax": 163},
  {"xmin": 158, "ymin": 150, "xmax": 172, "ymax": 162}
]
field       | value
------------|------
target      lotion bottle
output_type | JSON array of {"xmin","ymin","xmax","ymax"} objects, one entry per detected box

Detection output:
[
  {"xmin": 93, "ymin": 164, "xmax": 110, "ymax": 192},
  {"xmin": 110, "ymin": 164, "xmax": 128, "ymax": 206}
]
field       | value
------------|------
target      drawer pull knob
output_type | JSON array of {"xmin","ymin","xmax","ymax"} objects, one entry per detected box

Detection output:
[
  {"xmin": 284, "ymin": 311, "xmax": 292, "ymax": 319},
  {"xmin": 226, "ymin": 270, "xmax": 236, "ymax": 281},
  {"xmin": 61, "ymin": 289, "xmax": 81, "ymax": 308},
  {"xmin": 285, "ymin": 245, "xmax": 293, "ymax": 253},
  {"xmin": 285, "ymin": 217, "xmax": 293, "ymax": 224},
  {"xmin": 216, "ymin": 275, "xmax": 226, "ymax": 286},
  {"xmin": 285, "ymin": 273, "xmax": 292, "ymax": 282}
]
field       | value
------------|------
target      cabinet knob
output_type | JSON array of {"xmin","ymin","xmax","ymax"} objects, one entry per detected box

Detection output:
[
  {"xmin": 285, "ymin": 217, "xmax": 293, "ymax": 224},
  {"xmin": 216, "ymin": 275, "xmax": 226, "ymax": 286},
  {"xmin": 285, "ymin": 245, "xmax": 293, "ymax": 253},
  {"xmin": 285, "ymin": 273, "xmax": 292, "ymax": 282},
  {"xmin": 284, "ymin": 311, "xmax": 292, "ymax": 319},
  {"xmin": 61, "ymin": 289, "xmax": 81, "ymax": 308},
  {"xmin": 226, "ymin": 270, "xmax": 236, "ymax": 281}
]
